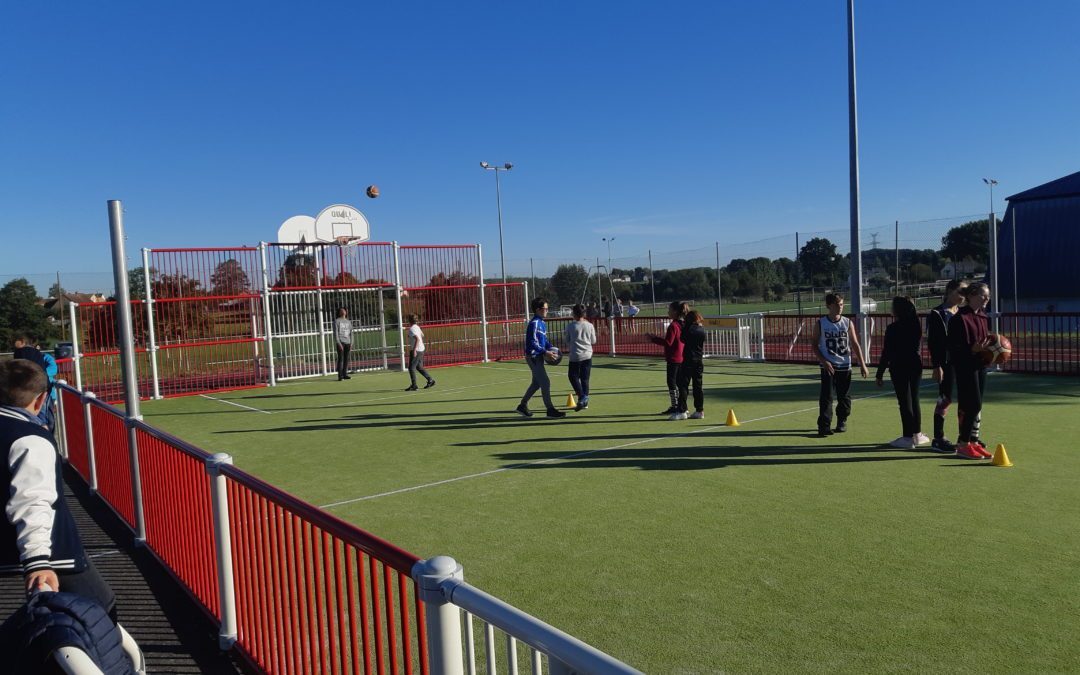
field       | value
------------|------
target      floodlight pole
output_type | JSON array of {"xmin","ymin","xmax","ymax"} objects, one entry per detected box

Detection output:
[
  {"xmin": 984, "ymin": 178, "xmax": 1000, "ymax": 333},
  {"xmin": 846, "ymin": 0, "xmax": 865, "ymax": 318}
]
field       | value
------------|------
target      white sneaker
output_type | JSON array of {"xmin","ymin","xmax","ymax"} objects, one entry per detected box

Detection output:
[
  {"xmin": 889, "ymin": 436, "xmax": 914, "ymax": 449},
  {"xmin": 668, "ymin": 412, "xmax": 688, "ymax": 421},
  {"xmin": 913, "ymin": 433, "xmax": 931, "ymax": 447},
  {"xmin": 689, "ymin": 411, "xmax": 704, "ymax": 420}
]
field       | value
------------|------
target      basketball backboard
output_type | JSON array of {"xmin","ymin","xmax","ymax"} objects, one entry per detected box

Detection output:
[
  {"xmin": 277, "ymin": 215, "xmax": 317, "ymax": 249},
  {"xmin": 313, "ymin": 204, "xmax": 370, "ymax": 243}
]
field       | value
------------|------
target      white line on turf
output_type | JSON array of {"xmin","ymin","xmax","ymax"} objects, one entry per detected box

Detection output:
[
  {"xmin": 319, "ymin": 386, "xmax": 904, "ymax": 509},
  {"xmin": 280, "ymin": 378, "xmax": 528, "ymax": 412},
  {"xmin": 199, "ymin": 394, "xmax": 273, "ymax": 414}
]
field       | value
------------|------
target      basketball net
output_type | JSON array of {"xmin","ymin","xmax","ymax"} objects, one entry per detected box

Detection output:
[{"xmin": 334, "ymin": 236, "xmax": 364, "ymax": 257}]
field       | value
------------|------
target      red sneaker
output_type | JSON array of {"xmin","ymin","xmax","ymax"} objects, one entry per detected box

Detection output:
[
  {"xmin": 973, "ymin": 440, "xmax": 991, "ymax": 458},
  {"xmin": 955, "ymin": 442, "xmax": 984, "ymax": 460}
]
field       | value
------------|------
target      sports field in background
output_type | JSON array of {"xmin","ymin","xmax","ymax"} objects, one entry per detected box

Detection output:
[{"xmin": 140, "ymin": 358, "xmax": 1080, "ymax": 672}]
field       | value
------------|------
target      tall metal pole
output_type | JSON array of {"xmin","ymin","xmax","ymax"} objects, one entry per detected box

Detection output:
[
  {"xmin": 56, "ymin": 271, "xmax": 66, "ymax": 340},
  {"xmin": 495, "ymin": 168, "xmax": 506, "ymax": 288},
  {"xmin": 595, "ymin": 257, "xmax": 602, "ymax": 304},
  {"xmin": 985, "ymin": 179, "xmax": 1000, "ymax": 333},
  {"xmin": 715, "ymin": 242, "xmax": 723, "ymax": 315},
  {"xmin": 795, "ymin": 232, "xmax": 802, "ymax": 314},
  {"xmin": 107, "ymin": 200, "xmax": 146, "ymax": 544},
  {"xmin": 846, "ymin": 0, "xmax": 865, "ymax": 316},
  {"xmin": 894, "ymin": 220, "xmax": 900, "ymax": 296},
  {"xmin": 648, "ymin": 248, "xmax": 656, "ymax": 315}
]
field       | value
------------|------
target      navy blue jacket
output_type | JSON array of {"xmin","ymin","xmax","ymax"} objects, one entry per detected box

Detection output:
[
  {"xmin": 1, "ymin": 591, "xmax": 134, "ymax": 674},
  {"xmin": 524, "ymin": 315, "xmax": 554, "ymax": 357}
]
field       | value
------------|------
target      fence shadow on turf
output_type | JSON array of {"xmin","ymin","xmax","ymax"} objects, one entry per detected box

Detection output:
[
  {"xmin": 458, "ymin": 427, "xmax": 827, "ymax": 448},
  {"xmin": 493, "ymin": 443, "xmax": 946, "ymax": 471}
]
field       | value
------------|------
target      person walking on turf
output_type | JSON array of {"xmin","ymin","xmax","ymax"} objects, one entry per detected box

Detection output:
[
  {"xmin": 334, "ymin": 307, "xmax": 352, "ymax": 381},
  {"xmin": 564, "ymin": 304, "xmax": 597, "ymax": 411},
  {"xmin": 926, "ymin": 279, "xmax": 968, "ymax": 452},
  {"xmin": 517, "ymin": 298, "xmax": 565, "ymax": 418},
  {"xmin": 813, "ymin": 293, "xmax": 869, "ymax": 436},
  {"xmin": 649, "ymin": 301, "xmax": 687, "ymax": 415},
  {"xmin": 671, "ymin": 309, "xmax": 706, "ymax": 420},
  {"xmin": 405, "ymin": 314, "xmax": 435, "ymax": 391},
  {"xmin": 875, "ymin": 297, "xmax": 929, "ymax": 449},
  {"xmin": 947, "ymin": 282, "xmax": 994, "ymax": 460}
]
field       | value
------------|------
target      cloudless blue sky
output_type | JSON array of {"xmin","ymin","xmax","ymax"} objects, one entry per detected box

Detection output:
[{"xmin": 2, "ymin": 1, "xmax": 1078, "ymax": 289}]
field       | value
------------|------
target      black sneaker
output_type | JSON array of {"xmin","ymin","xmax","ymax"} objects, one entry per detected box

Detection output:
[
  {"xmin": 424, "ymin": 380, "xmax": 436, "ymax": 389},
  {"xmin": 661, "ymin": 406, "xmax": 678, "ymax": 415},
  {"xmin": 546, "ymin": 409, "xmax": 567, "ymax": 419},
  {"xmin": 818, "ymin": 427, "xmax": 834, "ymax": 437},
  {"xmin": 834, "ymin": 420, "xmax": 848, "ymax": 433},
  {"xmin": 929, "ymin": 437, "xmax": 955, "ymax": 453},
  {"xmin": 515, "ymin": 405, "xmax": 533, "ymax": 418},
  {"xmin": 405, "ymin": 385, "xmax": 418, "ymax": 391}
]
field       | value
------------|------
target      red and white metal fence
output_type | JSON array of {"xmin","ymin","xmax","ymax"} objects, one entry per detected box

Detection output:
[{"xmin": 53, "ymin": 380, "xmax": 637, "ymax": 674}]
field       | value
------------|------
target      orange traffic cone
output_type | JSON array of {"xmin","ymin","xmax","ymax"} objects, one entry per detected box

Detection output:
[
  {"xmin": 991, "ymin": 443, "xmax": 1013, "ymax": 467},
  {"xmin": 725, "ymin": 408, "xmax": 740, "ymax": 426}
]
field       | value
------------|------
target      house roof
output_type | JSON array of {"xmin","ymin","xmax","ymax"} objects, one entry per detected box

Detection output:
[{"xmin": 1006, "ymin": 170, "xmax": 1080, "ymax": 203}]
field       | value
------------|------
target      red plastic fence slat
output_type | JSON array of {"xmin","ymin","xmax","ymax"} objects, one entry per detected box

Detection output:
[
  {"xmin": 60, "ymin": 388, "xmax": 89, "ymax": 481},
  {"xmin": 370, "ymin": 556, "xmax": 386, "ymax": 675},
  {"xmin": 88, "ymin": 403, "xmax": 135, "ymax": 526}
]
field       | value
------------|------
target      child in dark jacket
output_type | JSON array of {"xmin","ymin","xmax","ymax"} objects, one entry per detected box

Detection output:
[
  {"xmin": 947, "ymin": 282, "xmax": 993, "ymax": 460},
  {"xmin": 875, "ymin": 297, "xmax": 929, "ymax": 449},
  {"xmin": 671, "ymin": 310, "xmax": 706, "ymax": 420},
  {"xmin": 649, "ymin": 301, "xmax": 687, "ymax": 415},
  {"xmin": 926, "ymin": 279, "xmax": 967, "ymax": 452}
]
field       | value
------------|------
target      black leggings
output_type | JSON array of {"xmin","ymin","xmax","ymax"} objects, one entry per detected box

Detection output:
[
  {"xmin": 666, "ymin": 362, "xmax": 680, "ymax": 408},
  {"xmin": 676, "ymin": 360, "xmax": 704, "ymax": 413},
  {"xmin": 890, "ymin": 367, "xmax": 923, "ymax": 437},
  {"xmin": 933, "ymin": 364, "xmax": 955, "ymax": 439},
  {"xmin": 956, "ymin": 365, "xmax": 987, "ymax": 442}
]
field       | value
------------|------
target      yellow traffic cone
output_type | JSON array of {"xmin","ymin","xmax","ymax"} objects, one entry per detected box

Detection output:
[
  {"xmin": 725, "ymin": 408, "xmax": 740, "ymax": 426},
  {"xmin": 991, "ymin": 443, "xmax": 1013, "ymax": 467},
  {"xmin": 566, "ymin": 393, "xmax": 577, "ymax": 408}
]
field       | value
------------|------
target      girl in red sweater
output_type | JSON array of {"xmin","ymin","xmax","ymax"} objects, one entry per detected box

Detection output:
[{"xmin": 649, "ymin": 301, "xmax": 688, "ymax": 415}]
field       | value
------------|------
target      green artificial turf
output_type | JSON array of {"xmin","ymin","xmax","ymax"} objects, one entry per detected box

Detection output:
[{"xmin": 140, "ymin": 358, "xmax": 1080, "ymax": 673}]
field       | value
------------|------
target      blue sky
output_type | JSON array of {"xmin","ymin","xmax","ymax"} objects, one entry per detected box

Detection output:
[{"xmin": 2, "ymin": 1, "xmax": 1078, "ymax": 290}]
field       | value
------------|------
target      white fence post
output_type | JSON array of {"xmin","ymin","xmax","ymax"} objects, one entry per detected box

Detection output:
[
  {"xmin": 206, "ymin": 452, "xmax": 238, "ymax": 650},
  {"xmin": 393, "ymin": 242, "xmax": 407, "ymax": 372},
  {"xmin": 609, "ymin": 317, "xmax": 616, "ymax": 357},
  {"xmin": 259, "ymin": 243, "xmax": 277, "ymax": 386},
  {"xmin": 83, "ymin": 392, "xmax": 99, "ymax": 493},
  {"xmin": 69, "ymin": 302, "xmax": 83, "ymax": 391},
  {"xmin": 412, "ymin": 556, "xmax": 465, "ymax": 675},
  {"xmin": 755, "ymin": 313, "xmax": 766, "ymax": 361},
  {"xmin": 377, "ymin": 287, "xmax": 389, "ymax": 371},
  {"xmin": 126, "ymin": 415, "xmax": 147, "ymax": 546},
  {"xmin": 314, "ymin": 246, "xmax": 329, "ymax": 376},
  {"xmin": 477, "ymin": 245, "xmax": 489, "ymax": 363},
  {"xmin": 55, "ymin": 380, "xmax": 68, "ymax": 459},
  {"xmin": 142, "ymin": 248, "xmax": 162, "ymax": 400}
]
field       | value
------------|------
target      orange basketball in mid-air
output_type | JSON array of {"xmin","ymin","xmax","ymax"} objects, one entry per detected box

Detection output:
[{"xmin": 366, "ymin": 185, "xmax": 379, "ymax": 199}]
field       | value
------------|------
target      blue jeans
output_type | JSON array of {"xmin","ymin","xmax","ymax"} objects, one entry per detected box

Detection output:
[{"xmin": 567, "ymin": 359, "xmax": 592, "ymax": 399}]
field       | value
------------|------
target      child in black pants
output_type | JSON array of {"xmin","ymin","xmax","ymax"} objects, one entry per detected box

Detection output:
[
  {"xmin": 671, "ymin": 310, "xmax": 706, "ymax": 420},
  {"xmin": 947, "ymin": 283, "xmax": 993, "ymax": 460},
  {"xmin": 875, "ymin": 297, "xmax": 929, "ymax": 449},
  {"xmin": 812, "ymin": 294, "xmax": 869, "ymax": 436}
]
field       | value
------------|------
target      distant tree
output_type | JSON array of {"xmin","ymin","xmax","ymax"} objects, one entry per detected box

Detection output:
[
  {"xmin": 910, "ymin": 263, "xmax": 935, "ymax": 283},
  {"xmin": 940, "ymin": 220, "xmax": 991, "ymax": 264},
  {"xmin": 550, "ymin": 264, "xmax": 589, "ymax": 306},
  {"xmin": 274, "ymin": 253, "xmax": 318, "ymax": 289},
  {"xmin": 48, "ymin": 281, "xmax": 64, "ymax": 299},
  {"xmin": 210, "ymin": 259, "xmax": 252, "ymax": 296},
  {"xmin": 0, "ymin": 279, "xmax": 53, "ymax": 347},
  {"xmin": 799, "ymin": 237, "xmax": 842, "ymax": 287}
]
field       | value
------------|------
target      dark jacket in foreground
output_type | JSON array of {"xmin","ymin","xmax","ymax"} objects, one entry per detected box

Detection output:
[
  {"xmin": 679, "ymin": 323, "xmax": 706, "ymax": 362},
  {"xmin": 876, "ymin": 321, "xmax": 924, "ymax": 380},
  {"xmin": 946, "ymin": 307, "xmax": 989, "ymax": 371}
]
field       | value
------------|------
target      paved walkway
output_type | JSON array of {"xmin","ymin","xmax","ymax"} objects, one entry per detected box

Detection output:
[{"xmin": 1, "ymin": 467, "xmax": 248, "ymax": 674}]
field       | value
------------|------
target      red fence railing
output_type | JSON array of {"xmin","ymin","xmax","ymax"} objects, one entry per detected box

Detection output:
[
  {"xmin": 55, "ymin": 382, "xmax": 428, "ymax": 675},
  {"xmin": 87, "ymin": 399, "xmax": 136, "ymax": 527}
]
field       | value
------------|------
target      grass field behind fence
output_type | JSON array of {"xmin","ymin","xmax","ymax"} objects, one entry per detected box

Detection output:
[{"xmin": 139, "ymin": 358, "xmax": 1080, "ymax": 672}]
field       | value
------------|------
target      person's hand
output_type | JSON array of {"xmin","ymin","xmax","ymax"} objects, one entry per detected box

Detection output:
[
  {"xmin": 860, "ymin": 364, "xmax": 870, "ymax": 379},
  {"xmin": 875, "ymin": 376, "xmax": 884, "ymax": 388},
  {"xmin": 822, "ymin": 361, "xmax": 835, "ymax": 376},
  {"xmin": 933, "ymin": 366, "xmax": 943, "ymax": 383},
  {"xmin": 25, "ymin": 569, "xmax": 59, "ymax": 595}
]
